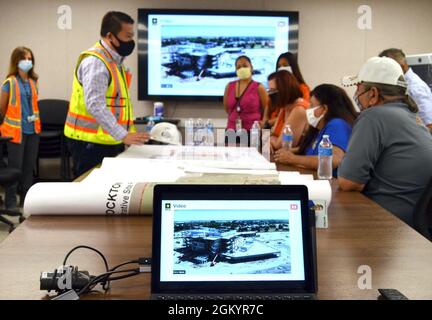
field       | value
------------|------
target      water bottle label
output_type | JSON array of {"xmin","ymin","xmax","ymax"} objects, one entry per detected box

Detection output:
[
  {"xmin": 318, "ymin": 147, "xmax": 332, "ymax": 156},
  {"xmin": 154, "ymin": 103, "xmax": 164, "ymax": 117},
  {"xmin": 282, "ymin": 134, "xmax": 293, "ymax": 142}
]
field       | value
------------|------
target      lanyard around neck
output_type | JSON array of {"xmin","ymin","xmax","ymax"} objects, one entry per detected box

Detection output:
[{"xmin": 235, "ymin": 80, "xmax": 253, "ymax": 112}]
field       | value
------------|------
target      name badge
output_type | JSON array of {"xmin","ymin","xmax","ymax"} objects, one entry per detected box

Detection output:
[{"xmin": 27, "ymin": 115, "xmax": 36, "ymax": 123}]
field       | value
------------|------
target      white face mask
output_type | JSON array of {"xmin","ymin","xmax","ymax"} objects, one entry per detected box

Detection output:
[
  {"xmin": 278, "ymin": 66, "xmax": 293, "ymax": 73},
  {"xmin": 306, "ymin": 106, "xmax": 325, "ymax": 128}
]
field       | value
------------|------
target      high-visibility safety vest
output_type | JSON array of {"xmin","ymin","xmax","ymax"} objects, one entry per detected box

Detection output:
[
  {"xmin": 64, "ymin": 42, "xmax": 135, "ymax": 145},
  {"xmin": 0, "ymin": 76, "xmax": 41, "ymax": 144}
]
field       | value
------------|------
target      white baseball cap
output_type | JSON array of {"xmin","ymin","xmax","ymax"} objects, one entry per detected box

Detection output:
[
  {"xmin": 150, "ymin": 122, "xmax": 182, "ymax": 145},
  {"xmin": 342, "ymin": 56, "xmax": 408, "ymax": 88}
]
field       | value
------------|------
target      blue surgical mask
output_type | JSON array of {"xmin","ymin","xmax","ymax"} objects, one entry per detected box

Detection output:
[{"xmin": 18, "ymin": 60, "xmax": 33, "ymax": 73}]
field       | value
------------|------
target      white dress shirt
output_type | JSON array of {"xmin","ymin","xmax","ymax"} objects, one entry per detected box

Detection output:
[{"xmin": 405, "ymin": 68, "xmax": 432, "ymax": 126}]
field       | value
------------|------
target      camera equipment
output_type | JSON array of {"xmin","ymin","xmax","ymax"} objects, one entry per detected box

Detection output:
[
  {"xmin": 40, "ymin": 246, "xmax": 151, "ymax": 299},
  {"xmin": 40, "ymin": 265, "xmax": 94, "ymax": 293}
]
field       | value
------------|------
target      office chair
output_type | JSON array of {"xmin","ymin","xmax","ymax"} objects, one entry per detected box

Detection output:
[
  {"xmin": 413, "ymin": 177, "xmax": 432, "ymax": 241},
  {"xmin": 36, "ymin": 99, "xmax": 71, "ymax": 182},
  {"xmin": 0, "ymin": 168, "xmax": 24, "ymax": 233}
]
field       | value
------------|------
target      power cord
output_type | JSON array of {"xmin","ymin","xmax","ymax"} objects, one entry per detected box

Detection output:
[
  {"xmin": 63, "ymin": 245, "xmax": 111, "ymax": 291},
  {"xmin": 40, "ymin": 245, "xmax": 151, "ymax": 299}
]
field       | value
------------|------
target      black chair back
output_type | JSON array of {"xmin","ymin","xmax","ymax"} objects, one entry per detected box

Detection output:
[
  {"xmin": 36, "ymin": 99, "xmax": 71, "ymax": 181},
  {"xmin": 38, "ymin": 99, "xmax": 69, "ymax": 130}
]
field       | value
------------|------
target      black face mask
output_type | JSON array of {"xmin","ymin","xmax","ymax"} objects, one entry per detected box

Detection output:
[
  {"xmin": 112, "ymin": 34, "xmax": 135, "ymax": 57},
  {"xmin": 269, "ymin": 92, "xmax": 279, "ymax": 107}
]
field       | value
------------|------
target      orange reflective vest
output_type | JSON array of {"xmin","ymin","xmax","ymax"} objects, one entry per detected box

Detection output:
[
  {"xmin": 64, "ymin": 42, "xmax": 135, "ymax": 145},
  {"xmin": 0, "ymin": 76, "xmax": 41, "ymax": 144}
]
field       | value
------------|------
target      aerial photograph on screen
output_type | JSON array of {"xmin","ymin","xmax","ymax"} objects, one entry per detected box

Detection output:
[
  {"xmin": 159, "ymin": 25, "xmax": 277, "ymax": 88},
  {"xmin": 172, "ymin": 217, "xmax": 291, "ymax": 275}
]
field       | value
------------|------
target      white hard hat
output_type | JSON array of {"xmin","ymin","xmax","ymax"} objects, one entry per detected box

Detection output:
[
  {"xmin": 150, "ymin": 122, "xmax": 182, "ymax": 145},
  {"xmin": 342, "ymin": 56, "xmax": 408, "ymax": 88}
]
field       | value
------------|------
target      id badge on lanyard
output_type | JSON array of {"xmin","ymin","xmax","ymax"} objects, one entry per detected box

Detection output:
[
  {"xmin": 21, "ymin": 78, "xmax": 36, "ymax": 123},
  {"xmin": 27, "ymin": 115, "xmax": 36, "ymax": 123},
  {"xmin": 235, "ymin": 80, "xmax": 252, "ymax": 115}
]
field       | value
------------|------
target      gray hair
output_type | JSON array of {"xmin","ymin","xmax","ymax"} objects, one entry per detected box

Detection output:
[
  {"xmin": 379, "ymin": 48, "xmax": 407, "ymax": 65},
  {"xmin": 363, "ymin": 82, "xmax": 418, "ymax": 113}
]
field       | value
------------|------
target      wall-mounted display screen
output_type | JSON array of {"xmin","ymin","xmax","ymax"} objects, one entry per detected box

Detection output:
[{"xmin": 138, "ymin": 9, "xmax": 299, "ymax": 101}]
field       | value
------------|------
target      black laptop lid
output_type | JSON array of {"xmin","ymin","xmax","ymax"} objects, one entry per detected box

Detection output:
[{"xmin": 151, "ymin": 184, "xmax": 317, "ymax": 295}]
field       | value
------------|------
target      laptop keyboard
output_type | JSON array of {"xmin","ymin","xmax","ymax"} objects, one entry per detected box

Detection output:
[{"xmin": 155, "ymin": 294, "xmax": 314, "ymax": 300}]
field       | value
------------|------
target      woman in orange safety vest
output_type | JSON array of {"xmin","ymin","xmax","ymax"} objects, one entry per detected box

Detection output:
[{"xmin": 0, "ymin": 47, "xmax": 41, "ymax": 210}]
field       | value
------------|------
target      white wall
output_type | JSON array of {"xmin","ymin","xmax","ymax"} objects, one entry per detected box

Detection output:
[{"xmin": 1, "ymin": 0, "xmax": 431, "ymax": 120}]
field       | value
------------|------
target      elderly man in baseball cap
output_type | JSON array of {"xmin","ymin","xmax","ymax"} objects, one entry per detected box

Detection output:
[{"xmin": 338, "ymin": 57, "xmax": 432, "ymax": 228}]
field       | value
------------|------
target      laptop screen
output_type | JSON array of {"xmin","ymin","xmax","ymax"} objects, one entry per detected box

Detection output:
[
  {"xmin": 152, "ymin": 185, "xmax": 317, "ymax": 295},
  {"xmin": 161, "ymin": 200, "xmax": 305, "ymax": 282}
]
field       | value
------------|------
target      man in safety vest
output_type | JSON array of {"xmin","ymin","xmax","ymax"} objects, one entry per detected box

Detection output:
[{"xmin": 64, "ymin": 11, "xmax": 149, "ymax": 178}]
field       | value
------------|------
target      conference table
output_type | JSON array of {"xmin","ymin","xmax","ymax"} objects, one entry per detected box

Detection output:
[{"xmin": 0, "ymin": 163, "xmax": 432, "ymax": 300}]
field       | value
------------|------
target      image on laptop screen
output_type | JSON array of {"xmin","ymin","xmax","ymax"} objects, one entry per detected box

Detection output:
[{"xmin": 159, "ymin": 200, "xmax": 305, "ymax": 282}]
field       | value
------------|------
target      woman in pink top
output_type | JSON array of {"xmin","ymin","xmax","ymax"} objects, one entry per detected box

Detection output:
[{"xmin": 223, "ymin": 55, "xmax": 268, "ymax": 131}]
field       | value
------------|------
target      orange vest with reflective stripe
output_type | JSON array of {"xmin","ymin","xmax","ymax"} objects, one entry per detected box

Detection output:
[
  {"xmin": 0, "ymin": 76, "xmax": 41, "ymax": 144},
  {"xmin": 64, "ymin": 42, "xmax": 135, "ymax": 145}
]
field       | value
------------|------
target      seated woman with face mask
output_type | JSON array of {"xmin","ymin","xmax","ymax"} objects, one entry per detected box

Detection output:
[
  {"xmin": 263, "ymin": 53, "xmax": 310, "ymax": 129},
  {"xmin": 268, "ymin": 71, "xmax": 309, "ymax": 150},
  {"xmin": 274, "ymin": 84, "xmax": 358, "ymax": 176}
]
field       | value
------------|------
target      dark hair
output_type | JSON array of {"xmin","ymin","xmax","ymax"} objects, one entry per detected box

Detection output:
[
  {"xmin": 7, "ymin": 46, "xmax": 38, "ymax": 81},
  {"xmin": 235, "ymin": 55, "xmax": 252, "ymax": 67},
  {"xmin": 267, "ymin": 71, "xmax": 303, "ymax": 108},
  {"xmin": 379, "ymin": 48, "xmax": 407, "ymax": 65},
  {"xmin": 100, "ymin": 11, "xmax": 134, "ymax": 37},
  {"xmin": 276, "ymin": 52, "xmax": 306, "ymax": 85},
  {"xmin": 297, "ymin": 84, "xmax": 358, "ymax": 155}
]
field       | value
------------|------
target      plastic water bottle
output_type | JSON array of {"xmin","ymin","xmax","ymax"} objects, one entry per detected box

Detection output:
[
  {"xmin": 185, "ymin": 118, "xmax": 194, "ymax": 146},
  {"xmin": 153, "ymin": 102, "xmax": 164, "ymax": 117},
  {"xmin": 250, "ymin": 120, "xmax": 260, "ymax": 150},
  {"xmin": 235, "ymin": 115, "xmax": 242, "ymax": 132},
  {"xmin": 145, "ymin": 118, "xmax": 155, "ymax": 133},
  {"xmin": 195, "ymin": 118, "xmax": 204, "ymax": 146},
  {"xmin": 282, "ymin": 124, "xmax": 293, "ymax": 149},
  {"xmin": 318, "ymin": 134, "xmax": 333, "ymax": 180},
  {"xmin": 205, "ymin": 119, "xmax": 215, "ymax": 146}
]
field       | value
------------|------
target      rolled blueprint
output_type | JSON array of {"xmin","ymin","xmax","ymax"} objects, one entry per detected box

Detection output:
[
  {"xmin": 278, "ymin": 173, "xmax": 332, "ymax": 205},
  {"xmin": 24, "ymin": 182, "xmax": 155, "ymax": 216}
]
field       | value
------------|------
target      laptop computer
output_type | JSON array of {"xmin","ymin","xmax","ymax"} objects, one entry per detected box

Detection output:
[{"xmin": 151, "ymin": 184, "xmax": 317, "ymax": 300}]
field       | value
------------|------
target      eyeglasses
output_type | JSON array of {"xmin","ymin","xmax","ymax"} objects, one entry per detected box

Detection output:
[{"xmin": 355, "ymin": 88, "xmax": 371, "ymax": 99}]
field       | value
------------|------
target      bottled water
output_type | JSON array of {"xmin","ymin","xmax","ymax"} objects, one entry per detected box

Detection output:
[
  {"xmin": 153, "ymin": 102, "xmax": 164, "ymax": 117},
  {"xmin": 145, "ymin": 118, "xmax": 155, "ymax": 133},
  {"xmin": 318, "ymin": 134, "xmax": 333, "ymax": 180},
  {"xmin": 282, "ymin": 124, "xmax": 293, "ymax": 150},
  {"xmin": 195, "ymin": 118, "xmax": 205, "ymax": 146},
  {"xmin": 185, "ymin": 118, "xmax": 194, "ymax": 146},
  {"xmin": 205, "ymin": 119, "xmax": 215, "ymax": 146},
  {"xmin": 250, "ymin": 120, "xmax": 261, "ymax": 150},
  {"xmin": 235, "ymin": 116, "xmax": 242, "ymax": 132}
]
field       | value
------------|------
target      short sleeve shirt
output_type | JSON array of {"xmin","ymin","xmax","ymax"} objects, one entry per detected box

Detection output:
[{"xmin": 338, "ymin": 102, "xmax": 432, "ymax": 226}]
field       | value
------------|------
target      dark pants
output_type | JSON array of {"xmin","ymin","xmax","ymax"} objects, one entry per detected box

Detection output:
[
  {"xmin": 6, "ymin": 134, "xmax": 40, "ymax": 209},
  {"xmin": 66, "ymin": 138, "xmax": 125, "ymax": 179}
]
